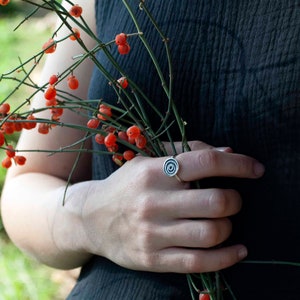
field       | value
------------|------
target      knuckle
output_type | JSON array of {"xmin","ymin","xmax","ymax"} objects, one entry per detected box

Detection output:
[
  {"xmin": 139, "ymin": 251, "xmax": 158, "ymax": 269},
  {"xmin": 197, "ymin": 149, "xmax": 219, "ymax": 169},
  {"xmin": 189, "ymin": 140, "xmax": 212, "ymax": 151},
  {"xmin": 208, "ymin": 189, "xmax": 228, "ymax": 217},
  {"xmin": 136, "ymin": 222, "xmax": 157, "ymax": 251},
  {"xmin": 208, "ymin": 189, "xmax": 242, "ymax": 217},
  {"xmin": 135, "ymin": 194, "xmax": 156, "ymax": 220},
  {"xmin": 200, "ymin": 219, "xmax": 232, "ymax": 247}
]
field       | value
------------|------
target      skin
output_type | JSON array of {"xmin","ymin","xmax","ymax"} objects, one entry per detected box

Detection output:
[{"xmin": 1, "ymin": 0, "xmax": 264, "ymax": 273}]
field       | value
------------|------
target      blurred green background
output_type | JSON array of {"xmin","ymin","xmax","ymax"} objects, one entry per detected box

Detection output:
[{"xmin": 0, "ymin": 1, "xmax": 78, "ymax": 299}]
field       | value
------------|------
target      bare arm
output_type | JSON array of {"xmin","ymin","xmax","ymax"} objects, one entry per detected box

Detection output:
[{"xmin": 1, "ymin": 0, "xmax": 97, "ymax": 269}]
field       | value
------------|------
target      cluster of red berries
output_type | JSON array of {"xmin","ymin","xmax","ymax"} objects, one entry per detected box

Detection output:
[
  {"xmin": 115, "ymin": 33, "xmax": 131, "ymax": 55},
  {"xmin": 39, "ymin": 74, "xmax": 80, "ymax": 134},
  {"xmin": 95, "ymin": 124, "xmax": 148, "ymax": 166},
  {"xmin": 0, "ymin": 103, "xmax": 37, "ymax": 139},
  {"xmin": 87, "ymin": 104, "xmax": 147, "ymax": 165},
  {"xmin": 0, "ymin": 103, "xmax": 37, "ymax": 168},
  {"xmin": 1, "ymin": 145, "xmax": 26, "ymax": 169}
]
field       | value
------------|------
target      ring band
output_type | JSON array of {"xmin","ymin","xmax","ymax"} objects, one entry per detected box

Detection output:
[{"xmin": 163, "ymin": 156, "xmax": 184, "ymax": 183}]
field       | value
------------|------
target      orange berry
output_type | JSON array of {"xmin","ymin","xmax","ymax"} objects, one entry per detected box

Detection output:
[
  {"xmin": 44, "ymin": 85, "xmax": 57, "ymax": 100},
  {"xmin": 14, "ymin": 155, "xmax": 26, "ymax": 166},
  {"xmin": 13, "ymin": 118, "xmax": 23, "ymax": 132},
  {"xmin": 98, "ymin": 104, "xmax": 112, "ymax": 121},
  {"xmin": 87, "ymin": 118, "xmax": 100, "ymax": 129},
  {"xmin": 0, "ymin": 131, "xmax": 5, "ymax": 147},
  {"xmin": 69, "ymin": 4, "xmax": 82, "ymax": 18},
  {"xmin": 2, "ymin": 121, "xmax": 14, "ymax": 134},
  {"xmin": 45, "ymin": 98, "xmax": 58, "ymax": 106},
  {"xmin": 95, "ymin": 133, "xmax": 105, "ymax": 145},
  {"xmin": 23, "ymin": 114, "xmax": 37, "ymax": 130},
  {"xmin": 123, "ymin": 150, "xmax": 135, "ymax": 161},
  {"xmin": 118, "ymin": 131, "xmax": 128, "ymax": 142},
  {"xmin": 51, "ymin": 107, "xmax": 64, "ymax": 118},
  {"xmin": 5, "ymin": 145, "xmax": 15, "ymax": 158},
  {"xmin": 115, "ymin": 33, "xmax": 127, "ymax": 45},
  {"xmin": 70, "ymin": 28, "xmax": 81, "ymax": 40},
  {"xmin": 118, "ymin": 43, "xmax": 131, "ymax": 55},
  {"xmin": 126, "ymin": 125, "xmax": 141, "ymax": 140},
  {"xmin": 0, "ymin": 103, "xmax": 10, "ymax": 114},
  {"xmin": 117, "ymin": 77, "xmax": 128, "ymax": 89},
  {"xmin": 0, "ymin": 0, "xmax": 10, "ymax": 6},
  {"xmin": 199, "ymin": 292, "xmax": 211, "ymax": 300},
  {"xmin": 104, "ymin": 132, "xmax": 117, "ymax": 148},
  {"xmin": 2, "ymin": 157, "xmax": 12, "ymax": 169},
  {"xmin": 38, "ymin": 123, "xmax": 50, "ymax": 134},
  {"xmin": 49, "ymin": 74, "xmax": 58, "ymax": 85},
  {"xmin": 135, "ymin": 134, "xmax": 147, "ymax": 149},
  {"xmin": 42, "ymin": 38, "xmax": 57, "ymax": 54},
  {"xmin": 67, "ymin": 75, "xmax": 79, "ymax": 90}
]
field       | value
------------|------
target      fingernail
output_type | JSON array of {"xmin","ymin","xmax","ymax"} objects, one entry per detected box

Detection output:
[
  {"xmin": 254, "ymin": 162, "xmax": 265, "ymax": 176},
  {"xmin": 216, "ymin": 147, "xmax": 233, "ymax": 153},
  {"xmin": 238, "ymin": 246, "xmax": 248, "ymax": 260}
]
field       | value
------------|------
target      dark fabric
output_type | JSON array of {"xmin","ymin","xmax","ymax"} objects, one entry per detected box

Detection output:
[{"xmin": 67, "ymin": 1, "xmax": 300, "ymax": 299}]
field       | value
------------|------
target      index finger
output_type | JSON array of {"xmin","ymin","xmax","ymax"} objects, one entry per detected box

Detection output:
[{"xmin": 173, "ymin": 149, "xmax": 265, "ymax": 182}]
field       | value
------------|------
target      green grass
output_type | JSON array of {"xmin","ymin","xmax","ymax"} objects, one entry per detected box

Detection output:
[{"xmin": 0, "ymin": 4, "xmax": 70, "ymax": 299}]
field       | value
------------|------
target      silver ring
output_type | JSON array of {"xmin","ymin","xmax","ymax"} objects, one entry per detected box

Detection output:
[{"xmin": 163, "ymin": 156, "xmax": 184, "ymax": 183}]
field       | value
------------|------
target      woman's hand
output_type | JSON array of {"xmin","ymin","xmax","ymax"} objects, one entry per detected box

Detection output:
[{"xmin": 80, "ymin": 141, "xmax": 265, "ymax": 273}]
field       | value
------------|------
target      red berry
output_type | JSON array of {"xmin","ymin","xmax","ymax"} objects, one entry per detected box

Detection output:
[
  {"xmin": 118, "ymin": 131, "xmax": 128, "ymax": 142},
  {"xmin": 45, "ymin": 98, "xmax": 58, "ymax": 106},
  {"xmin": 67, "ymin": 75, "xmax": 79, "ymax": 90},
  {"xmin": 118, "ymin": 43, "xmax": 131, "ymax": 55},
  {"xmin": 23, "ymin": 114, "xmax": 37, "ymax": 130},
  {"xmin": 0, "ymin": 103, "xmax": 10, "ymax": 114},
  {"xmin": 87, "ymin": 118, "xmax": 100, "ymax": 129},
  {"xmin": 123, "ymin": 150, "xmax": 135, "ymax": 161},
  {"xmin": 14, "ymin": 155, "xmax": 26, "ymax": 166},
  {"xmin": 2, "ymin": 157, "xmax": 12, "ymax": 169},
  {"xmin": 5, "ymin": 145, "xmax": 15, "ymax": 158},
  {"xmin": 115, "ymin": 33, "xmax": 127, "ymax": 45},
  {"xmin": 95, "ymin": 133, "xmax": 105, "ymax": 145},
  {"xmin": 104, "ymin": 132, "xmax": 117, "ymax": 148},
  {"xmin": 38, "ymin": 123, "xmax": 50, "ymax": 134},
  {"xmin": 98, "ymin": 104, "xmax": 112, "ymax": 121},
  {"xmin": 199, "ymin": 292, "xmax": 211, "ymax": 300},
  {"xmin": 44, "ymin": 85, "xmax": 57, "ymax": 100},
  {"xmin": 70, "ymin": 28, "xmax": 81, "ymax": 41},
  {"xmin": 0, "ymin": 0, "xmax": 10, "ymax": 6},
  {"xmin": 135, "ymin": 134, "xmax": 147, "ymax": 149},
  {"xmin": 42, "ymin": 38, "xmax": 57, "ymax": 54},
  {"xmin": 49, "ymin": 74, "xmax": 58, "ymax": 85},
  {"xmin": 69, "ymin": 4, "xmax": 82, "ymax": 18},
  {"xmin": 0, "ymin": 131, "xmax": 4, "ymax": 147},
  {"xmin": 117, "ymin": 77, "xmax": 128, "ymax": 89},
  {"xmin": 51, "ymin": 107, "xmax": 64, "ymax": 119},
  {"xmin": 126, "ymin": 125, "xmax": 141, "ymax": 140}
]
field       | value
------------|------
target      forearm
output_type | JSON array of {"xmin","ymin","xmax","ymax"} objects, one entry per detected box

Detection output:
[{"xmin": 1, "ymin": 172, "xmax": 94, "ymax": 269}]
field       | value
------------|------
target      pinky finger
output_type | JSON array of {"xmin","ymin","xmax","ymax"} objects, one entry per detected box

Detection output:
[{"xmin": 155, "ymin": 244, "xmax": 248, "ymax": 273}]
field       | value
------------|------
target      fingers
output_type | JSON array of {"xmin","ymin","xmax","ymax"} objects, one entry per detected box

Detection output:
[
  {"xmin": 159, "ymin": 218, "xmax": 232, "ymax": 249},
  {"xmin": 148, "ymin": 244, "xmax": 248, "ymax": 273},
  {"xmin": 158, "ymin": 188, "xmax": 242, "ymax": 219},
  {"xmin": 166, "ymin": 149, "xmax": 265, "ymax": 182}
]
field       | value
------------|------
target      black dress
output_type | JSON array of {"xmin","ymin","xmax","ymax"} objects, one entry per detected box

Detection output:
[{"xmin": 67, "ymin": 1, "xmax": 300, "ymax": 299}]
